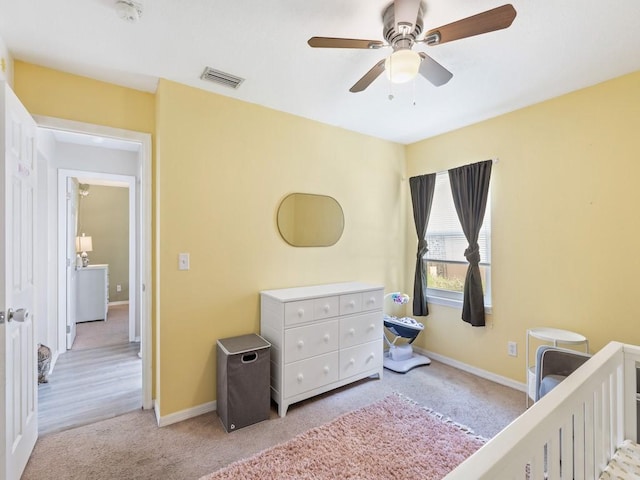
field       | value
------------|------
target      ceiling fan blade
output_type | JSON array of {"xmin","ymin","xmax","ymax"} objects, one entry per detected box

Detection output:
[
  {"xmin": 349, "ymin": 59, "xmax": 386, "ymax": 93},
  {"xmin": 394, "ymin": 0, "xmax": 422, "ymax": 33},
  {"xmin": 418, "ymin": 53, "xmax": 453, "ymax": 87},
  {"xmin": 308, "ymin": 37, "xmax": 385, "ymax": 49},
  {"xmin": 425, "ymin": 4, "xmax": 516, "ymax": 45}
]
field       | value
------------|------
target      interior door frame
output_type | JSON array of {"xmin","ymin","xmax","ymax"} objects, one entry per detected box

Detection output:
[
  {"xmin": 57, "ymin": 169, "xmax": 136, "ymax": 345},
  {"xmin": 65, "ymin": 176, "xmax": 78, "ymax": 349},
  {"xmin": 37, "ymin": 115, "xmax": 152, "ymax": 410}
]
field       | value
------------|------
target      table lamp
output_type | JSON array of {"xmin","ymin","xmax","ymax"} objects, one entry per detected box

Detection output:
[{"xmin": 76, "ymin": 234, "xmax": 93, "ymax": 267}]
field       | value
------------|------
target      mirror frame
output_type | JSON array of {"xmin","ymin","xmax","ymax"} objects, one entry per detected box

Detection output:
[{"xmin": 276, "ymin": 193, "xmax": 344, "ymax": 247}]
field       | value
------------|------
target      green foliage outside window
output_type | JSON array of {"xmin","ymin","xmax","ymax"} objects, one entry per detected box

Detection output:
[{"xmin": 426, "ymin": 270, "xmax": 464, "ymax": 292}]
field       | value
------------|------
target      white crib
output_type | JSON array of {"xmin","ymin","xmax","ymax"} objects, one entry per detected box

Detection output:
[{"xmin": 444, "ymin": 341, "xmax": 640, "ymax": 479}]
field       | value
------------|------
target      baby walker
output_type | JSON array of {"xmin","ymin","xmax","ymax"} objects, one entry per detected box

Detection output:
[{"xmin": 383, "ymin": 292, "xmax": 431, "ymax": 373}]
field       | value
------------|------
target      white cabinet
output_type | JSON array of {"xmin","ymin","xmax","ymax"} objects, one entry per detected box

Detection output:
[
  {"xmin": 261, "ymin": 282, "xmax": 384, "ymax": 417},
  {"xmin": 76, "ymin": 264, "xmax": 109, "ymax": 322}
]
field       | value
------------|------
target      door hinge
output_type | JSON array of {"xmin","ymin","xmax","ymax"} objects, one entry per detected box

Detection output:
[
  {"xmin": 0, "ymin": 311, "xmax": 4, "ymax": 324},
  {"xmin": 66, "ymin": 325, "xmax": 71, "ymax": 334}
]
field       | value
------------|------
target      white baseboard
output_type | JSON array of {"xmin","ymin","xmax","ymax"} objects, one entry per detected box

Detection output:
[
  {"xmin": 155, "ymin": 399, "xmax": 217, "ymax": 427},
  {"xmin": 414, "ymin": 346, "xmax": 527, "ymax": 393},
  {"xmin": 149, "ymin": 350, "xmax": 524, "ymax": 427},
  {"xmin": 108, "ymin": 300, "xmax": 129, "ymax": 306},
  {"xmin": 154, "ymin": 399, "xmax": 161, "ymax": 425}
]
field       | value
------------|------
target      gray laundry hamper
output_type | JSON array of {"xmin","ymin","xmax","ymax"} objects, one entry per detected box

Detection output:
[{"xmin": 216, "ymin": 333, "xmax": 271, "ymax": 432}]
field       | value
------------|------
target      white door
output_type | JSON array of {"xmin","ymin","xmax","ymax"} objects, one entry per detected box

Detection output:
[
  {"xmin": 0, "ymin": 82, "xmax": 38, "ymax": 479},
  {"xmin": 66, "ymin": 178, "xmax": 78, "ymax": 348}
]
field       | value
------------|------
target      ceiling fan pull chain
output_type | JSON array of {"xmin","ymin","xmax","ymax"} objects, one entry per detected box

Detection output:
[{"xmin": 412, "ymin": 78, "xmax": 417, "ymax": 106}]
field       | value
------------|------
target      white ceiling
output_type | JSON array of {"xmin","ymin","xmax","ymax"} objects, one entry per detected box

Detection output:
[{"xmin": 1, "ymin": 0, "xmax": 639, "ymax": 145}]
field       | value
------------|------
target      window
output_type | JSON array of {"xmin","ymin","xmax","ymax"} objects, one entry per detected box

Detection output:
[{"xmin": 424, "ymin": 172, "xmax": 492, "ymax": 309}]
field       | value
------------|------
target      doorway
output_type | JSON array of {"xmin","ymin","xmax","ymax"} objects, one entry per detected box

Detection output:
[{"xmin": 34, "ymin": 116, "xmax": 152, "ymax": 433}]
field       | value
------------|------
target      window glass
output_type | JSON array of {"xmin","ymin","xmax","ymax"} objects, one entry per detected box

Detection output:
[{"xmin": 424, "ymin": 172, "xmax": 491, "ymax": 307}]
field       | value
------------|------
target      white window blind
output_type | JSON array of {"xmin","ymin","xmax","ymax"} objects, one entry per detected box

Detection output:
[{"xmin": 424, "ymin": 172, "xmax": 492, "ymax": 308}]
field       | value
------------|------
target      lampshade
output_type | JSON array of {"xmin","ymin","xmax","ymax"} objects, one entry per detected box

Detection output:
[
  {"xmin": 384, "ymin": 50, "xmax": 421, "ymax": 84},
  {"xmin": 76, "ymin": 235, "xmax": 93, "ymax": 253}
]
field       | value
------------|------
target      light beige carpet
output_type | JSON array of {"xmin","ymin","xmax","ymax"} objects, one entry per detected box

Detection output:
[
  {"xmin": 201, "ymin": 393, "xmax": 485, "ymax": 480},
  {"xmin": 73, "ymin": 303, "xmax": 129, "ymax": 350},
  {"xmin": 23, "ymin": 360, "xmax": 526, "ymax": 479}
]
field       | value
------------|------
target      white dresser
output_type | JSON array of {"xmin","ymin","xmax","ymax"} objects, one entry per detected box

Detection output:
[
  {"xmin": 77, "ymin": 264, "xmax": 109, "ymax": 322},
  {"xmin": 260, "ymin": 282, "xmax": 384, "ymax": 417}
]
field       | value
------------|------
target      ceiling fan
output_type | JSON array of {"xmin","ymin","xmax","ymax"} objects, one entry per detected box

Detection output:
[{"xmin": 308, "ymin": 1, "xmax": 517, "ymax": 92}]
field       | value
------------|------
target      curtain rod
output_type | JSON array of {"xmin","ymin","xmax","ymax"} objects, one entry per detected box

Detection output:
[{"xmin": 406, "ymin": 158, "xmax": 499, "ymax": 180}]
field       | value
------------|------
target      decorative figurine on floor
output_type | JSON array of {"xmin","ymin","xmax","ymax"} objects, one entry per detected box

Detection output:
[
  {"xmin": 37, "ymin": 344, "xmax": 51, "ymax": 383},
  {"xmin": 383, "ymin": 292, "xmax": 431, "ymax": 373}
]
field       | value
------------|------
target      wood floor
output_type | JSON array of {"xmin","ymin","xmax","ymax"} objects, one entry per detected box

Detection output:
[{"xmin": 38, "ymin": 306, "xmax": 142, "ymax": 435}]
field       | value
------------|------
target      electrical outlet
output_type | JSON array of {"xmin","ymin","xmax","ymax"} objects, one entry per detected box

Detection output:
[
  {"xmin": 116, "ymin": 284, "xmax": 122, "ymax": 292},
  {"xmin": 507, "ymin": 341, "xmax": 518, "ymax": 357}
]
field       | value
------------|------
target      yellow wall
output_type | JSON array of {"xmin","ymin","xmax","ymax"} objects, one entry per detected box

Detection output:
[
  {"xmin": 406, "ymin": 71, "xmax": 640, "ymax": 382},
  {"xmin": 155, "ymin": 79, "xmax": 405, "ymax": 415},
  {"xmin": 13, "ymin": 61, "xmax": 405, "ymax": 418},
  {"xmin": 13, "ymin": 61, "xmax": 154, "ymax": 133},
  {"xmin": 14, "ymin": 57, "xmax": 640, "ymax": 416}
]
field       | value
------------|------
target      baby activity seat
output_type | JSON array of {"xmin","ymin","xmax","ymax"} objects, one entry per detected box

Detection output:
[{"xmin": 383, "ymin": 292, "xmax": 431, "ymax": 373}]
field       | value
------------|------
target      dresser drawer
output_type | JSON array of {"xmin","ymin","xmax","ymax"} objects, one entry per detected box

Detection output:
[
  {"xmin": 340, "ymin": 312, "xmax": 382, "ymax": 349},
  {"xmin": 284, "ymin": 300, "xmax": 314, "ymax": 326},
  {"xmin": 313, "ymin": 296, "xmax": 339, "ymax": 320},
  {"xmin": 284, "ymin": 320, "xmax": 339, "ymax": 364},
  {"xmin": 284, "ymin": 352, "xmax": 339, "ymax": 397},
  {"xmin": 339, "ymin": 293, "xmax": 362, "ymax": 315},
  {"xmin": 340, "ymin": 339, "xmax": 383, "ymax": 379},
  {"xmin": 362, "ymin": 289, "xmax": 384, "ymax": 311}
]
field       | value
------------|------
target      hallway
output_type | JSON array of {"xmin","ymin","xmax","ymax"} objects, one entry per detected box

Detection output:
[{"xmin": 38, "ymin": 305, "xmax": 141, "ymax": 435}]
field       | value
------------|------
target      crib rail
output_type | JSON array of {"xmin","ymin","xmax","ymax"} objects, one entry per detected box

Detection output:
[{"xmin": 444, "ymin": 342, "xmax": 640, "ymax": 480}]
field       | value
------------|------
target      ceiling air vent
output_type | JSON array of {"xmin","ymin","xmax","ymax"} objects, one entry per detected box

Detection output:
[{"xmin": 200, "ymin": 67, "xmax": 244, "ymax": 89}]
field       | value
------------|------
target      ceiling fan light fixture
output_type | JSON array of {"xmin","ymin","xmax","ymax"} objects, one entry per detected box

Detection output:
[{"xmin": 384, "ymin": 49, "xmax": 421, "ymax": 84}]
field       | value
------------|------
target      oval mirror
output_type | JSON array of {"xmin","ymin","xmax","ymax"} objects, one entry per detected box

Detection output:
[{"xmin": 277, "ymin": 193, "xmax": 344, "ymax": 247}]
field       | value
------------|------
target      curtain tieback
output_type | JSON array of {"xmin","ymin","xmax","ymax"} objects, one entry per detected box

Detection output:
[
  {"xmin": 464, "ymin": 244, "xmax": 481, "ymax": 265},
  {"xmin": 417, "ymin": 240, "xmax": 428, "ymax": 259}
]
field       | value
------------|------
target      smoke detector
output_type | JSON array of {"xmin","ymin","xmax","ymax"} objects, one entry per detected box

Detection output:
[{"xmin": 115, "ymin": 0, "xmax": 143, "ymax": 22}]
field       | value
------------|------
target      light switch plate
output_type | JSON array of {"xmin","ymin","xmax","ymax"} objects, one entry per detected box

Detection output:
[{"xmin": 178, "ymin": 253, "xmax": 190, "ymax": 271}]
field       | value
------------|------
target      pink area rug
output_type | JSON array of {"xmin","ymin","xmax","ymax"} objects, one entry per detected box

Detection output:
[{"xmin": 200, "ymin": 393, "xmax": 486, "ymax": 480}]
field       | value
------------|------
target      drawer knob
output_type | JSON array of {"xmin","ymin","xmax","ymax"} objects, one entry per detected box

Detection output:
[
  {"xmin": 323, "ymin": 334, "xmax": 330, "ymax": 342},
  {"xmin": 349, "ymin": 358, "xmax": 355, "ymax": 365},
  {"xmin": 323, "ymin": 304, "xmax": 330, "ymax": 313},
  {"xmin": 348, "ymin": 328, "xmax": 355, "ymax": 336},
  {"xmin": 323, "ymin": 366, "xmax": 330, "ymax": 374},
  {"xmin": 369, "ymin": 323, "xmax": 375, "ymax": 331},
  {"xmin": 367, "ymin": 353, "xmax": 375, "ymax": 362},
  {"xmin": 368, "ymin": 297, "xmax": 376, "ymax": 305},
  {"xmin": 348, "ymin": 300, "xmax": 355, "ymax": 308},
  {"xmin": 297, "ymin": 308, "xmax": 304, "ymax": 317},
  {"xmin": 297, "ymin": 373, "xmax": 304, "ymax": 382},
  {"xmin": 297, "ymin": 340, "xmax": 304, "ymax": 348}
]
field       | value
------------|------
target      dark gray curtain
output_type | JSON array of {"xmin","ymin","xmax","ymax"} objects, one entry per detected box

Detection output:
[
  {"xmin": 448, "ymin": 160, "xmax": 492, "ymax": 327},
  {"xmin": 409, "ymin": 174, "xmax": 436, "ymax": 316}
]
